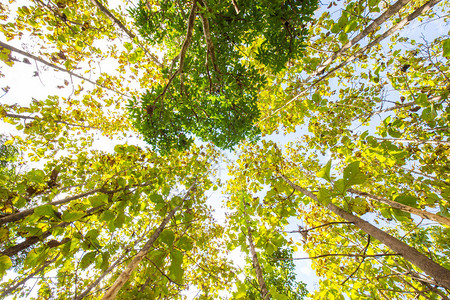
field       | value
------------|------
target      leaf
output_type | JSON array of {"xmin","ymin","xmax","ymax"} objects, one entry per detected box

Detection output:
[
  {"xmin": 416, "ymin": 93, "xmax": 429, "ymax": 107},
  {"xmin": 443, "ymin": 39, "xmax": 450, "ymax": 58},
  {"xmin": 317, "ymin": 188, "xmax": 332, "ymax": 206},
  {"xmin": 391, "ymin": 208, "xmax": 411, "ymax": 222},
  {"xmin": 0, "ymin": 255, "xmax": 12, "ymax": 278},
  {"xmin": 169, "ymin": 249, "xmax": 184, "ymax": 283},
  {"xmin": 34, "ymin": 204, "xmax": 57, "ymax": 218},
  {"xmin": 394, "ymin": 194, "xmax": 418, "ymax": 208},
  {"xmin": 177, "ymin": 236, "xmax": 193, "ymax": 251},
  {"xmin": 61, "ymin": 211, "xmax": 85, "ymax": 222},
  {"xmin": 80, "ymin": 251, "xmax": 97, "ymax": 270},
  {"xmin": 150, "ymin": 193, "xmax": 164, "ymax": 203},
  {"xmin": 100, "ymin": 210, "xmax": 115, "ymax": 222},
  {"xmin": 160, "ymin": 230, "xmax": 175, "ymax": 246},
  {"xmin": 317, "ymin": 160, "xmax": 332, "ymax": 182},
  {"xmin": 343, "ymin": 161, "xmax": 367, "ymax": 188},
  {"xmin": 89, "ymin": 194, "xmax": 108, "ymax": 207}
]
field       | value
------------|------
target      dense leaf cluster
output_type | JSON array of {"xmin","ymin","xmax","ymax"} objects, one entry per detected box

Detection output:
[{"xmin": 128, "ymin": 0, "xmax": 317, "ymax": 153}]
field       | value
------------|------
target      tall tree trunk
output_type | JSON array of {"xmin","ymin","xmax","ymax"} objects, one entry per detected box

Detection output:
[
  {"xmin": 101, "ymin": 185, "xmax": 194, "ymax": 300},
  {"xmin": 247, "ymin": 227, "xmax": 270, "ymax": 300},
  {"xmin": 280, "ymin": 175, "xmax": 450, "ymax": 289},
  {"xmin": 259, "ymin": 0, "xmax": 441, "ymax": 124},
  {"xmin": 0, "ymin": 41, "xmax": 131, "ymax": 99},
  {"xmin": 0, "ymin": 254, "xmax": 59, "ymax": 298},
  {"xmin": 348, "ymin": 188, "xmax": 450, "ymax": 226},
  {"xmin": 3, "ymin": 112, "xmax": 98, "ymax": 130},
  {"xmin": 74, "ymin": 226, "xmax": 151, "ymax": 300},
  {"xmin": 0, "ymin": 188, "xmax": 103, "ymax": 226},
  {"xmin": 88, "ymin": 0, "xmax": 162, "ymax": 67},
  {"xmin": 310, "ymin": 0, "xmax": 413, "ymax": 78}
]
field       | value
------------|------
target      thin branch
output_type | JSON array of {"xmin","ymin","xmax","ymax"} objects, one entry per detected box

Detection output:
[
  {"xmin": 146, "ymin": 258, "xmax": 185, "ymax": 287},
  {"xmin": 341, "ymin": 236, "xmax": 371, "ymax": 285},
  {"xmin": 277, "ymin": 253, "xmax": 400, "ymax": 261},
  {"xmin": 4, "ymin": 112, "xmax": 98, "ymax": 130},
  {"xmin": 376, "ymin": 137, "xmax": 450, "ymax": 145}
]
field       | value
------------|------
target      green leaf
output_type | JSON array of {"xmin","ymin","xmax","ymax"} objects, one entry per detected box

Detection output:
[
  {"xmin": 61, "ymin": 211, "xmax": 85, "ymax": 222},
  {"xmin": 89, "ymin": 194, "xmax": 108, "ymax": 207},
  {"xmin": 160, "ymin": 230, "xmax": 175, "ymax": 246},
  {"xmin": 394, "ymin": 194, "xmax": 418, "ymax": 208},
  {"xmin": 150, "ymin": 193, "xmax": 164, "ymax": 203},
  {"xmin": 149, "ymin": 249, "xmax": 166, "ymax": 267},
  {"xmin": 34, "ymin": 204, "xmax": 57, "ymax": 218},
  {"xmin": 343, "ymin": 161, "xmax": 366, "ymax": 188},
  {"xmin": 177, "ymin": 236, "xmax": 193, "ymax": 251},
  {"xmin": 80, "ymin": 251, "xmax": 97, "ymax": 270},
  {"xmin": 169, "ymin": 249, "xmax": 184, "ymax": 283},
  {"xmin": 421, "ymin": 106, "xmax": 437, "ymax": 121},
  {"xmin": 0, "ymin": 255, "xmax": 12, "ymax": 277},
  {"xmin": 443, "ymin": 39, "xmax": 450, "ymax": 58},
  {"xmin": 100, "ymin": 210, "xmax": 115, "ymax": 222},
  {"xmin": 334, "ymin": 179, "xmax": 346, "ymax": 195},
  {"xmin": 317, "ymin": 160, "xmax": 332, "ymax": 182},
  {"xmin": 416, "ymin": 93, "xmax": 429, "ymax": 107},
  {"xmin": 317, "ymin": 188, "xmax": 332, "ymax": 206},
  {"xmin": 391, "ymin": 208, "xmax": 411, "ymax": 222},
  {"xmin": 114, "ymin": 211, "xmax": 125, "ymax": 228}
]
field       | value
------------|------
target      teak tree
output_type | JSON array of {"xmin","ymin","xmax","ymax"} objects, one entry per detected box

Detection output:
[{"xmin": 127, "ymin": 0, "xmax": 318, "ymax": 153}]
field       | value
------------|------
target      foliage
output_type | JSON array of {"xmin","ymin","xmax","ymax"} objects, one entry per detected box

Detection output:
[
  {"xmin": 241, "ymin": 248, "xmax": 308, "ymax": 300},
  {"xmin": 127, "ymin": 0, "xmax": 318, "ymax": 153}
]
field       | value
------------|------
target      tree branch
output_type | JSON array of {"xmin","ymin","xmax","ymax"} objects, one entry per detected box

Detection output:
[
  {"xmin": 341, "ymin": 235, "xmax": 371, "ymax": 285},
  {"xmin": 0, "ymin": 41, "xmax": 131, "ymax": 99}
]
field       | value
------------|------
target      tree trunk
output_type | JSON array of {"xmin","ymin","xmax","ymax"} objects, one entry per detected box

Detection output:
[
  {"xmin": 0, "ymin": 188, "xmax": 102, "ymax": 226},
  {"xmin": 0, "ymin": 41, "xmax": 131, "ymax": 99},
  {"xmin": 0, "ymin": 254, "xmax": 59, "ymax": 298},
  {"xmin": 281, "ymin": 175, "xmax": 450, "ymax": 290},
  {"xmin": 4, "ymin": 112, "xmax": 98, "ymax": 130},
  {"xmin": 376, "ymin": 138, "xmax": 449, "ymax": 145},
  {"xmin": 101, "ymin": 186, "xmax": 194, "ymax": 300},
  {"xmin": 310, "ymin": 0, "xmax": 413, "ymax": 78},
  {"xmin": 247, "ymin": 227, "xmax": 270, "ymax": 300},
  {"xmin": 259, "ymin": 0, "xmax": 441, "ymax": 124},
  {"xmin": 88, "ymin": 0, "xmax": 162, "ymax": 67},
  {"xmin": 348, "ymin": 188, "xmax": 450, "ymax": 226}
]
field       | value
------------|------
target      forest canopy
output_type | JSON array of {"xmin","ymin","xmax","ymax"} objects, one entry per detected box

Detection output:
[{"xmin": 0, "ymin": 0, "xmax": 449, "ymax": 299}]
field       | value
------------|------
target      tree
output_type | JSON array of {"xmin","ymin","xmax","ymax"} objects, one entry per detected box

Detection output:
[{"xmin": 127, "ymin": 0, "xmax": 318, "ymax": 153}]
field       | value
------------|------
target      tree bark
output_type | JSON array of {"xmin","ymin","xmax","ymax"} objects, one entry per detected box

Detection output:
[
  {"xmin": 259, "ymin": 0, "xmax": 441, "ymax": 124},
  {"xmin": 280, "ymin": 175, "xmax": 450, "ymax": 290},
  {"xmin": 3, "ymin": 112, "xmax": 98, "ymax": 130},
  {"xmin": 0, "ymin": 188, "xmax": 103, "ymax": 226},
  {"xmin": 310, "ymin": 0, "xmax": 413, "ymax": 78},
  {"xmin": 75, "ymin": 222, "xmax": 152, "ymax": 300},
  {"xmin": 0, "ymin": 255, "xmax": 59, "ymax": 298},
  {"xmin": 348, "ymin": 188, "xmax": 450, "ymax": 226},
  {"xmin": 101, "ymin": 186, "xmax": 194, "ymax": 300},
  {"xmin": 247, "ymin": 227, "xmax": 270, "ymax": 300}
]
